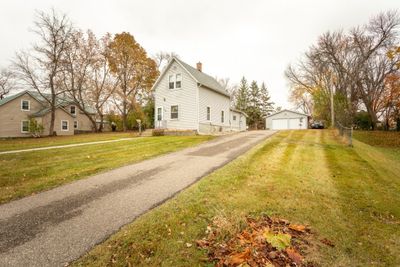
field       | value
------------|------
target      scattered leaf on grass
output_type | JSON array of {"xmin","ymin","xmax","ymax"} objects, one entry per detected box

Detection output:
[
  {"xmin": 286, "ymin": 247, "xmax": 303, "ymax": 264},
  {"xmin": 289, "ymin": 224, "xmax": 307, "ymax": 233}
]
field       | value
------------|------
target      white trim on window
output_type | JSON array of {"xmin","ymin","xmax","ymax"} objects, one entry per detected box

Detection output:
[
  {"xmin": 21, "ymin": 100, "xmax": 30, "ymax": 111},
  {"xmin": 61, "ymin": 120, "xmax": 69, "ymax": 131},
  {"xmin": 170, "ymin": 105, "xmax": 179, "ymax": 120},
  {"xmin": 156, "ymin": 106, "xmax": 163, "ymax": 121},
  {"xmin": 70, "ymin": 105, "xmax": 76, "ymax": 115},
  {"xmin": 168, "ymin": 75, "xmax": 175, "ymax": 89},
  {"xmin": 21, "ymin": 120, "xmax": 29, "ymax": 133},
  {"xmin": 175, "ymin": 73, "xmax": 182, "ymax": 88}
]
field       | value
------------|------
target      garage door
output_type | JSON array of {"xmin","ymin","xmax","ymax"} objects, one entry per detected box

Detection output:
[
  {"xmin": 289, "ymin": 118, "xmax": 301, "ymax": 129},
  {"xmin": 272, "ymin": 118, "xmax": 305, "ymax": 130},
  {"xmin": 272, "ymin": 119, "xmax": 288, "ymax": 130}
]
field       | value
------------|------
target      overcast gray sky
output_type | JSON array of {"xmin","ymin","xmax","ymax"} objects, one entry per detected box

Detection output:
[{"xmin": 1, "ymin": 0, "xmax": 399, "ymax": 108}]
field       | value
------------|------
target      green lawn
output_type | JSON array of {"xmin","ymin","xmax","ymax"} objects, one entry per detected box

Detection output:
[
  {"xmin": 74, "ymin": 130, "xmax": 400, "ymax": 266},
  {"xmin": 0, "ymin": 132, "xmax": 136, "ymax": 152},
  {"xmin": 0, "ymin": 135, "xmax": 213, "ymax": 204}
]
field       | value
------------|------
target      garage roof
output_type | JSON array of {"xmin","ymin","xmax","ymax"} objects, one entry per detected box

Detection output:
[{"xmin": 266, "ymin": 109, "xmax": 310, "ymax": 118}]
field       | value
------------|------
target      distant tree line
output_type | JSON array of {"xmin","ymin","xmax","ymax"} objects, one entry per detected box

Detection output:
[{"xmin": 286, "ymin": 11, "xmax": 400, "ymax": 131}]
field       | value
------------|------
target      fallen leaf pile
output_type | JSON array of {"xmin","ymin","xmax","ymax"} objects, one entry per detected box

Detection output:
[{"xmin": 196, "ymin": 215, "xmax": 318, "ymax": 266}]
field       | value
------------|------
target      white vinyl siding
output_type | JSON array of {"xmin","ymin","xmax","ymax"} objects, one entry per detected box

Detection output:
[
  {"xmin": 170, "ymin": 105, "xmax": 179, "ymax": 119},
  {"xmin": 198, "ymin": 86, "xmax": 230, "ymax": 126},
  {"xmin": 230, "ymin": 111, "xmax": 247, "ymax": 131},
  {"xmin": 154, "ymin": 61, "xmax": 198, "ymax": 130}
]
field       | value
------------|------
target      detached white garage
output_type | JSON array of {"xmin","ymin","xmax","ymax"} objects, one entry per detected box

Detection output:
[{"xmin": 266, "ymin": 109, "xmax": 309, "ymax": 130}]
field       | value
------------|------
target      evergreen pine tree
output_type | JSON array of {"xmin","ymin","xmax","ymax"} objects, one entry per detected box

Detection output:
[
  {"xmin": 235, "ymin": 76, "xmax": 249, "ymax": 112},
  {"xmin": 259, "ymin": 82, "xmax": 275, "ymax": 118},
  {"xmin": 247, "ymin": 81, "xmax": 262, "ymax": 129}
]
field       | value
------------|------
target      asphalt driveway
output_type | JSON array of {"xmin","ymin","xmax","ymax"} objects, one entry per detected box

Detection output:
[{"xmin": 0, "ymin": 130, "xmax": 275, "ymax": 267}]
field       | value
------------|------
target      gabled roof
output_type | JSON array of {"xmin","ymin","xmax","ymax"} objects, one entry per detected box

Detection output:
[
  {"xmin": 266, "ymin": 109, "xmax": 310, "ymax": 118},
  {"xmin": 0, "ymin": 90, "xmax": 40, "ymax": 107},
  {"xmin": 0, "ymin": 90, "xmax": 96, "ymax": 114},
  {"xmin": 152, "ymin": 57, "xmax": 231, "ymax": 97}
]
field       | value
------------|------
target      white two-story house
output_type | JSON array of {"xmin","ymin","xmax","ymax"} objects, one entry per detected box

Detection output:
[{"xmin": 153, "ymin": 57, "xmax": 247, "ymax": 134}]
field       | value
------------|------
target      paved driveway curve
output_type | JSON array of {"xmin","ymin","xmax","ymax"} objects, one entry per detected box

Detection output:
[{"xmin": 0, "ymin": 130, "xmax": 275, "ymax": 267}]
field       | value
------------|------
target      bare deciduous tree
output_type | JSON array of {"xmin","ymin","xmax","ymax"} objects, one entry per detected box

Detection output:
[
  {"xmin": 286, "ymin": 11, "xmax": 400, "ymax": 129},
  {"xmin": 152, "ymin": 51, "xmax": 179, "ymax": 71},
  {"xmin": 14, "ymin": 9, "xmax": 72, "ymax": 135},
  {"xmin": 0, "ymin": 69, "xmax": 15, "ymax": 99},
  {"xmin": 61, "ymin": 29, "xmax": 99, "ymax": 131},
  {"xmin": 86, "ymin": 33, "xmax": 119, "ymax": 132}
]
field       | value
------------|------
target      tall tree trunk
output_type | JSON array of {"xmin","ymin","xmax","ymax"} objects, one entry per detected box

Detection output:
[
  {"xmin": 49, "ymin": 95, "xmax": 56, "ymax": 136},
  {"xmin": 365, "ymin": 104, "xmax": 378, "ymax": 130},
  {"xmin": 98, "ymin": 113, "xmax": 104, "ymax": 132},
  {"xmin": 122, "ymin": 100, "xmax": 127, "ymax": 132}
]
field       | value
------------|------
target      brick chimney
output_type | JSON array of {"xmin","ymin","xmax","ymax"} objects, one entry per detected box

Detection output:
[{"xmin": 196, "ymin": 62, "xmax": 202, "ymax": 72}]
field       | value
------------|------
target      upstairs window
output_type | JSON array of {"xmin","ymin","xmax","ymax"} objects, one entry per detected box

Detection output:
[
  {"xmin": 176, "ymin": 74, "xmax": 182, "ymax": 88},
  {"xmin": 21, "ymin": 100, "xmax": 30, "ymax": 111},
  {"xmin": 168, "ymin": 74, "xmax": 182, "ymax": 89},
  {"xmin": 171, "ymin": 105, "xmax": 179, "ymax": 119},
  {"xmin": 206, "ymin": 107, "xmax": 211, "ymax": 121},
  {"xmin": 221, "ymin": 110, "xmax": 225, "ymax": 123},
  {"xmin": 169, "ymin": 75, "xmax": 175, "ymax": 89},
  {"xmin": 70, "ymin": 106, "xmax": 76, "ymax": 115}
]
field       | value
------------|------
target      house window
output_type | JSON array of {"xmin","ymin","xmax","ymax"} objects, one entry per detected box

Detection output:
[
  {"xmin": 157, "ymin": 107, "xmax": 162, "ymax": 121},
  {"xmin": 74, "ymin": 120, "xmax": 78, "ymax": 129},
  {"xmin": 21, "ymin": 120, "xmax": 29, "ymax": 133},
  {"xmin": 21, "ymin": 100, "xmax": 30, "ymax": 111},
  {"xmin": 171, "ymin": 105, "xmax": 178, "ymax": 119},
  {"xmin": 221, "ymin": 111, "xmax": 225, "ymax": 123},
  {"xmin": 176, "ymin": 74, "xmax": 182, "ymax": 88},
  {"xmin": 169, "ymin": 75, "xmax": 175, "ymax": 89},
  {"xmin": 233, "ymin": 115, "xmax": 237, "ymax": 121},
  {"xmin": 61, "ymin": 120, "xmax": 69, "ymax": 131},
  {"xmin": 70, "ymin": 106, "xmax": 76, "ymax": 115},
  {"xmin": 206, "ymin": 107, "xmax": 211, "ymax": 121}
]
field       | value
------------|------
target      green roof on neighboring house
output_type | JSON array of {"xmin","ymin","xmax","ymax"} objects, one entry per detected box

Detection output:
[
  {"xmin": 30, "ymin": 105, "xmax": 76, "ymax": 118},
  {"xmin": 0, "ymin": 90, "xmax": 96, "ymax": 115}
]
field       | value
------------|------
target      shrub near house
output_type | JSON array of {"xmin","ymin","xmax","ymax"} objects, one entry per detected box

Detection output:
[{"xmin": 0, "ymin": 90, "xmax": 95, "ymax": 137}]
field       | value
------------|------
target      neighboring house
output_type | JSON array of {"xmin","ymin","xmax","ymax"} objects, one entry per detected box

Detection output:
[
  {"xmin": 265, "ymin": 109, "xmax": 309, "ymax": 130},
  {"xmin": 153, "ymin": 57, "xmax": 247, "ymax": 134},
  {"xmin": 0, "ymin": 90, "xmax": 96, "ymax": 137}
]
